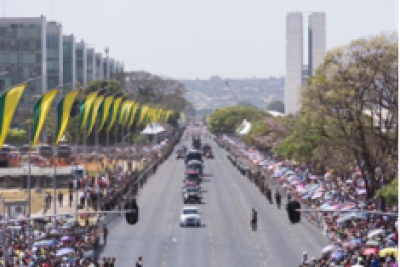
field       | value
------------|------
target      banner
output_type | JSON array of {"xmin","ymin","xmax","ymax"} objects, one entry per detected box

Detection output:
[
  {"xmin": 55, "ymin": 90, "xmax": 79, "ymax": 145},
  {"xmin": 0, "ymin": 83, "xmax": 27, "ymax": 148},
  {"xmin": 32, "ymin": 88, "xmax": 59, "ymax": 148}
]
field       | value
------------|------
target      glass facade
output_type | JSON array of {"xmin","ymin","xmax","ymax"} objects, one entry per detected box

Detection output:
[
  {"xmin": 0, "ymin": 17, "xmax": 46, "ymax": 124},
  {"xmin": 75, "ymin": 42, "xmax": 86, "ymax": 86},
  {"xmin": 102, "ymin": 58, "xmax": 108, "ymax": 80},
  {"xmin": 95, "ymin": 53, "xmax": 103, "ymax": 80},
  {"xmin": 86, "ymin": 48, "xmax": 95, "ymax": 83},
  {"xmin": 109, "ymin": 59, "xmax": 115, "ymax": 80},
  {"xmin": 63, "ymin": 35, "xmax": 75, "ymax": 93},
  {"xmin": 46, "ymin": 23, "xmax": 62, "ymax": 103}
]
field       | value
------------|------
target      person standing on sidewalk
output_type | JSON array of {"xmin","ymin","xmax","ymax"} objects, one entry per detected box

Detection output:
[
  {"xmin": 58, "ymin": 191, "xmax": 63, "ymax": 207},
  {"xmin": 69, "ymin": 191, "xmax": 73, "ymax": 207}
]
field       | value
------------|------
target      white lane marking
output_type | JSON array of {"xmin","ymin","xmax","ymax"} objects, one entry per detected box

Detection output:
[{"xmin": 172, "ymin": 237, "xmax": 177, "ymax": 242}]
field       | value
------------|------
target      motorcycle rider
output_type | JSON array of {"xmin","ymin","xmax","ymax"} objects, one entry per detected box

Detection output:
[{"xmin": 251, "ymin": 208, "xmax": 258, "ymax": 230}]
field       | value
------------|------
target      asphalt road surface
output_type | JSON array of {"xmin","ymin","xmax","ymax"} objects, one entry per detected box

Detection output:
[{"xmin": 101, "ymin": 138, "xmax": 329, "ymax": 266}]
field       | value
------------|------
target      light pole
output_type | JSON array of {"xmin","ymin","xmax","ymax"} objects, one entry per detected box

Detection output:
[{"xmin": 51, "ymin": 83, "xmax": 73, "ymax": 228}]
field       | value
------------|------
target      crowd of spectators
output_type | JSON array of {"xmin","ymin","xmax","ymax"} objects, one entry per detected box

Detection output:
[
  {"xmin": 0, "ymin": 136, "xmax": 177, "ymax": 266},
  {"xmin": 219, "ymin": 135, "xmax": 398, "ymax": 267}
]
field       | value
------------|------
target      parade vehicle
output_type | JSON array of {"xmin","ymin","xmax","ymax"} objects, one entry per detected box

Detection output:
[
  {"xmin": 185, "ymin": 150, "xmax": 203, "ymax": 164},
  {"xmin": 186, "ymin": 160, "xmax": 203, "ymax": 176},
  {"xmin": 182, "ymin": 187, "xmax": 202, "ymax": 204},
  {"xmin": 176, "ymin": 147, "xmax": 186, "ymax": 159},
  {"xmin": 192, "ymin": 136, "xmax": 201, "ymax": 149},
  {"xmin": 183, "ymin": 170, "xmax": 201, "ymax": 185},
  {"xmin": 202, "ymin": 144, "xmax": 213, "ymax": 158},
  {"xmin": 180, "ymin": 206, "xmax": 201, "ymax": 227}
]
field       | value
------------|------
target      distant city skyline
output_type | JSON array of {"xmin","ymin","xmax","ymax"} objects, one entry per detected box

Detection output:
[{"xmin": 0, "ymin": 0, "xmax": 397, "ymax": 79}]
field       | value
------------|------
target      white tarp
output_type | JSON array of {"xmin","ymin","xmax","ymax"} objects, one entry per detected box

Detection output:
[
  {"xmin": 141, "ymin": 123, "xmax": 166, "ymax": 135},
  {"xmin": 236, "ymin": 119, "xmax": 252, "ymax": 135}
]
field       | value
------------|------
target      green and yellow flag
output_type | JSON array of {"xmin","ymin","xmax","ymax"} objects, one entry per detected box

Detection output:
[
  {"xmin": 0, "ymin": 83, "xmax": 27, "ymax": 148},
  {"xmin": 86, "ymin": 95, "xmax": 104, "ymax": 137},
  {"xmin": 55, "ymin": 89, "xmax": 79, "ymax": 145},
  {"xmin": 32, "ymin": 88, "xmax": 59, "ymax": 148},
  {"xmin": 107, "ymin": 97, "xmax": 122, "ymax": 131},
  {"xmin": 98, "ymin": 95, "xmax": 114, "ymax": 132},
  {"xmin": 118, "ymin": 100, "xmax": 129, "ymax": 125},
  {"xmin": 123, "ymin": 101, "xmax": 135, "ymax": 126},
  {"xmin": 128, "ymin": 102, "xmax": 139, "ymax": 127},
  {"xmin": 138, "ymin": 105, "xmax": 149, "ymax": 125},
  {"xmin": 79, "ymin": 91, "xmax": 98, "ymax": 132}
]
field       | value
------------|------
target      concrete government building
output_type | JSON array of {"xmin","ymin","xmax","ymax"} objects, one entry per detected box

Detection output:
[
  {"xmin": 285, "ymin": 12, "xmax": 326, "ymax": 114},
  {"xmin": 0, "ymin": 16, "xmax": 124, "ymax": 126}
]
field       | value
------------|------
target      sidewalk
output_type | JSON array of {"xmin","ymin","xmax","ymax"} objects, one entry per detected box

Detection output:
[{"xmin": 34, "ymin": 192, "xmax": 98, "ymax": 225}]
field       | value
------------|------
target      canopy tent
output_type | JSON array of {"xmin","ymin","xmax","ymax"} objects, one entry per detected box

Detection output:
[
  {"xmin": 141, "ymin": 123, "xmax": 166, "ymax": 135},
  {"xmin": 236, "ymin": 119, "xmax": 252, "ymax": 135}
]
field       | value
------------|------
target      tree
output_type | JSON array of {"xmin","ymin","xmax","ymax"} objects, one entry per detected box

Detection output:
[
  {"xmin": 376, "ymin": 178, "xmax": 398, "ymax": 205},
  {"xmin": 300, "ymin": 33, "xmax": 398, "ymax": 198},
  {"xmin": 5, "ymin": 128, "xmax": 28, "ymax": 144},
  {"xmin": 247, "ymin": 117, "xmax": 291, "ymax": 152},
  {"xmin": 208, "ymin": 105, "xmax": 268, "ymax": 133},
  {"xmin": 237, "ymin": 101, "xmax": 257, "ymax": 108},
  {"xmin": 266, "ymin": 100, "xmax": 284, "ymax": 113},
  {"xmin": 84, "ymin": 80, "xmax": 124, "ymax": 96}
]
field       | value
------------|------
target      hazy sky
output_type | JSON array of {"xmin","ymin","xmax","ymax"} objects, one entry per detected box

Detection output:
[{"xmin": 1, "ymin": 0, "xmax": 397, "ymax": 79}]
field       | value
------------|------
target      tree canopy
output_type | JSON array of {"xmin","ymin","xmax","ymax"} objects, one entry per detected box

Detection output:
[
  {"xmin": 266, "ymin": 100, "xmax": 284, "ymax": 113},
  {"xmin": 208, "ymin": 105, "xmax": 268, "ymax": 133}
]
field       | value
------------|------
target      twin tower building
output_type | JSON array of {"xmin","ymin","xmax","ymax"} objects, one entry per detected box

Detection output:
[
  {"xmin": 0, "ymin": 16, "xmax": 124, "ymax": 124},
  {"xmin": 285, "ymin": 12, "xmax": 326, "ymax": 114}
]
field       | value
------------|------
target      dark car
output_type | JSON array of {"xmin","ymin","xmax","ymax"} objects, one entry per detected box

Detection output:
[
  {"xmin": 176, "ymin": 149, "xmax": 185, "ymax": 159},
  {"xmin": 185, "ymin": 150, "xmax": 203, "ymax": 164},
  {"xmin": 182, "ymin": 187, "xmax": 202, "ymax": 204},
  {"xmin": 184, "ymin": 171, "xmax": 201, "ymax": 185},
  {"xmin": 202, "ymin": 144, "xmax": 213, "ymax": 158},
  {"xmin": 186, "ymin": 160, "xmax": 203, "ymax": 176},
  {"xmin": 192, "ymin": 136, "xmax": 201, "ymax": 149}
]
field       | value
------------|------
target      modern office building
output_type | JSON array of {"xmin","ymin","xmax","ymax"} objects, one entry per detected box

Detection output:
[
  {"xmin": 0, "ymin": 16, "xmax": 47, "ymax": 122},
  {"xmin": 285, "ymin": 12, "xmax": 303, "ymax": 114},
  {"xmin": 103, "ymin": 57, "xmax": 109, "ymax": 81},
  {"xmin": 95, "ymin": 53, "xmax": 103, "ymax": 80},
  {"xmin": 75, "ymin": 40, "xmax": 86, "ymax": 86},
  {"xmin": 62, "ymin": 34, "xmax": 76, "ymax": 93},
  {"xmin": 86, "ymin": 48, "xmax": 95, "ymax": 83},
  {"xmin": 285, "ymin": 12, "xmax": 326, "ymax": 114},
  {"xmin": 109, "ymin": 58, "xmax": 115, "ymax": 80},
  {"xmin": 308, "ymin": 12, "xmax": 326, "ymax": 76},
  {"xmin": 46, "ymin": 21, "xmax": 63, "ymax": 102}
]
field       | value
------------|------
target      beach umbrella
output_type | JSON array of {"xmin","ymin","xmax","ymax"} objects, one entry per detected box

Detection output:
[
  {"xmin": 379, "ymin": 248, "xmax": 398, "ymax": 258},
  {"xmin": 56, "ymin": 247, "xmax": 74, "ymax": 256},
  {"xmin": 33, "ymin": 239, "xmax": 58, "ymax": 247},
  {"xmin": 365, "ymin": 240, "xmax": 380, "ymax": 247},
  {"xmin": 368, "ymin": 229, "xmax": 385, "ymax": 239},
  {"xmin": 60, "ymin": 236, "xmax": 74, "ymax": 241},
  {"xmin": 83, "ymin": 250, "xmax": 96, "ymax": 259},
  {"xmin": 321, "ymin": 244, "xmax": 336, "ymax": 254},
  {"xmin": 363, "ymin": 248, "xmax": 379, "ymax": 255}
]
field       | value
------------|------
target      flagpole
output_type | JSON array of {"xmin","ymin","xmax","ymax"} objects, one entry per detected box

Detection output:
[
  {"xmin": 95, "ymin": 116, "xmax": 99, "ymax": 211},
  {"xmin": 52, "ymin": 120, "xmax": 57, "ymax": 227}
]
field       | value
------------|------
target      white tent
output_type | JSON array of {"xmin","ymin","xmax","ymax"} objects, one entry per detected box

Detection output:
[
  {"xmin": 141, "ymin": 123, "xmax": 166, "ymax": 135},
  {"xmin": 236, "ymin": 119, "xmax": 252, "ymax": 135}
]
